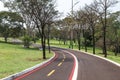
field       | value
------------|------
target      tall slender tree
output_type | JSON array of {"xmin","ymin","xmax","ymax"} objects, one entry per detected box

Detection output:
[
  {"xmin": 21, "ymin": 0, "xmax": 58, "ymax": 59},
  {"xmin": 84, "ymin": 4, "xmax": 98, "ymax": 54},
  {"xmin": 73, "ymin": 10, "xmax": 84, "ymax": 50},
  {"xmin": 91, "ymin": 0, "xmax": 118, "ymax": 57}
]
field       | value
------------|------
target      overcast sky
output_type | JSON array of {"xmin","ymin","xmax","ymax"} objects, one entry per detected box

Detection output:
[
  {"xmin": 0, "ymin": 0, "xmax": 120, "ymax": 18},
  {"xmin": 56, "ymin": 0, "xmax": 120, "ymax": 18},
  {"xmin": 56, "ymin": 0, "xmax": 93, "ymax": 17}
]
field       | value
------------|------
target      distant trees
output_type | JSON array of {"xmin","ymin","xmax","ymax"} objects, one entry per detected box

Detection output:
[
  {"xmin": 107, "ymin": 11, "xmax": 120, "ymax": 56},
  {"xmin": 1, "ymin": 0, "xmax": 120, "ymax": 58},
  {"xmin": 91, "ymin": 0, "xmax": 118, "ymax": 57},
  {"xmin": 69, "ymin": 0, "xmax": 119, "ymax": 57},
  {"xmin": 0, "ymin": 11, "xmax": 24, "ymax": 42},
  {"xmin": 1, "ymin": 0, "xmax": 58, "ymax": 59},
  {"xmin": 52, "ymin": 0, "xmax": 119, "ymax": 57}
]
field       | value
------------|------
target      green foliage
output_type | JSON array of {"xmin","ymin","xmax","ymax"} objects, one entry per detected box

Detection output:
[
  {"xmin": 10, "ymin": 27, "xmax": 25, "ymax": 38},
  {"xmin": 0, "ymin": 24, "xmax": 10, "ymax": 42},
  {"xmin": 31, "ymin": 37, "xmax": 39, "ymax": 43},
  {"xmin": 22, "ymin": 35, "xmax": 31, "ymax": 48},
  {"xmin": 0, "ymin": 11, "xmax": 24, "ymax": 41}
]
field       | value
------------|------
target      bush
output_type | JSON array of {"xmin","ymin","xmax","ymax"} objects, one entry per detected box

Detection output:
[
  {"xmin": 31, "ymin": 37, "xmax": 39, "ymax": 43},
  {"xmin": 22, "ymin": 35, "xmax": 31, "ymax": 48}
]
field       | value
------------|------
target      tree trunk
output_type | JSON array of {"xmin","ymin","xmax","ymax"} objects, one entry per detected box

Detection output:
[
  {"xmin": 115, "ymin": 36, "xmax": 119, "ymax": 56},
  {"xmin": 41, "ymin": 27, "xmax": 46, "ymax": 59},
  {"xmin": 76, "ymin": 30, "xmax": 81, "ymax": 50},
  {"xmin": 4, "ymin": 36, "xmax": 8, "ymax": 43},
  {"xmin": 47, "ymin": 26, "xmax": 51, "ymax": 53},
  {"xmin": 115, "ymin": 45, "xmax": 117, "ymax": 56},
  {"xmin": 48, "ymin": 36, "xmax": 50, "ymax": 53},
  {"xmin": 70, "ymin": 29, "xmax": 73, "ymax": 49},
  {"xmin": 92, "ymin": 27, "xmax": 95, "ymax": 54},
  {"xmin": 83, "ymin": 30, "xmax": 87, "ymax": 52},
  {"xmin": 85, "ymin": 37, "xmax": 87, "ymax": 52},
  {"xmin": 103, "ymin": 26, "xmax": 107, "ymax": 57},
  {"xmin": 103, "ymin": 1, "xmax": 107, "ymax": 57},
  {"xmin": 78, "ymin": 37, "xmax": 81, "ymax": 50},
  {"xmin": 64, "ymin": 39, "xmax": 66, "ymax": 45}
]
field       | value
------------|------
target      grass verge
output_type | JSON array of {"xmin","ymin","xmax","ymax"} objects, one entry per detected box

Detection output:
[{"xmin": 0, "ymin": 42, "xmax": 53, "ymax": 79}]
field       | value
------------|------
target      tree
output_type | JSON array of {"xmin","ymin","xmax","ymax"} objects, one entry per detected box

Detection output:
[
  {"xmin": 107, "ymin": 11, "xmax": 120, "ymax": 56},
  {"xmin": 10, "ymin": 27, "xmax": 25, "ymax": 38},
  {"xmin": 0, "ymin": 11, "xmax": 23, "ymax": 42},
  {"xmin": 63, "ymin": 17, "xmax": 74, "ymax": 48},
  {"xmin": 20, "ymin": 0, "xmax": 58, "ymax": 59},
  {"xmin": 84, "ymin": 4, "xmax": 99, "ymax": 54},
  {"xmin": 2, "ymin": 0, "xmax": 58, "ymax": 59},
  {"xmin": 22, "ymin": 35, "xmax": 31, "ymax": 48},
  {"xmin": 73, "ymin": 10, "xmax": 84, "ymax": 50},
  {"xmin": 78, "ymin": 11, "xmax": 90, "ymax": 52},
  {"xmin": 91, "ymin": 0, "xmax": 118, "ymax": 57},
  {"xmin": 46, "ymin": 22, "xmax": 54, "ymax": 53}
]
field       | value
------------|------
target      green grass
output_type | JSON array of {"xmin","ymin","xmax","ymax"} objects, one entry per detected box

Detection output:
[
  {"xmin": 49, "ymin": 39, "xmax": 120, "ymax": 64},
  {"xmin": 0, "ymin": 42, "xmax": 53, "ymax": 78},
  {"xmin": 49, "ymin": 39, "xmax": 75, "ymax": 48}
]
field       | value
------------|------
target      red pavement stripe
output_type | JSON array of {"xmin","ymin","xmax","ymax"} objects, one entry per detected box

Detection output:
[
  {"xmin": 14, "ymin": 53, "xmax": 58, "ymax": 80},
  {"xmin": 69, "ymin": 55, "xmax": 76, "ymax": 80},
  {"xmin": 63, "ymin": 50, "xmax": 78, "ymax": 80}
]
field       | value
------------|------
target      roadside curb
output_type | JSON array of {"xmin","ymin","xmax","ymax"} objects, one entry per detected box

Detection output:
[
  {"xmin": 77, "ymin": 50, "xmax": 120, "ymax": 67},
  {"xmin": 1, "ymin": 52, "xmax": 56, "ymax": 80}
]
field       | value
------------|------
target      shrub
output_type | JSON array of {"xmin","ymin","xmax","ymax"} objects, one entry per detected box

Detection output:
[{"xmin": 22, "ymin": 35, "xmax": 31, "ymax": 48}]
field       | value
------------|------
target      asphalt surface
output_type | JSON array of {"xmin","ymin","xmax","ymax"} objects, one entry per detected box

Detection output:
[
  {"xmin": 69, "ymin": 50, "xmax": 120, "ymax": 80},
  {"xmin": 14, "ymin": 48, "xmax": 74, "ymax": 80},
  {"xmin": 14, "ymin": 47, "xmax": 120, "ymax": 80}
]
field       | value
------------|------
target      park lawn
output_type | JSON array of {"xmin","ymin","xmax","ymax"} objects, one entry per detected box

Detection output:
[
  {"xmin": 0, "ymin": 42, "xmax": 53, "ymax": 79},
  {"xmin": 49, "ymin": 39, "xmax": 77, "ymax": 49},
  {"xmin": 49, "ymin": 39, "xmax": 120, "ymax": 64}
]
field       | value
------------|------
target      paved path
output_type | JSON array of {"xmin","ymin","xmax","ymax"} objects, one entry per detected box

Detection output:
[
  {"xmin": 14, "ymin": 47, "xmax": 120, "ymax": 80},
  {"xmin": 68, "ymin": 50, "xmax": 120, "ymax": 80},
  {"xmin": 14, "ymin": 48, "xmax": 75, "ymax": 80}
]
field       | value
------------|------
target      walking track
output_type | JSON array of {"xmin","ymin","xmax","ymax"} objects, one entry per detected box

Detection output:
[{"xmin": 14, "ymin": 47, "xmax": 120, "ymax": 80}]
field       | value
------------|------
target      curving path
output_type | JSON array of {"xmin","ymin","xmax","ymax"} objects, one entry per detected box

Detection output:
[
  {"xmin": 14, "ymin": 47, "xmax": 120, "ymax": 80},
  {"xmin": 14, "ymin": 48, "xmax": 76, "ymax": 80},
  {"xmin": 68, "ymin": 49, "xmax": 120, "ymax": 80}
]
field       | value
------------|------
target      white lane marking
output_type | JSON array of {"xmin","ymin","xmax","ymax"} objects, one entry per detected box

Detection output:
[{"xmin": 63, "ymin": 50, "xmax": 78, "ymax": 80}]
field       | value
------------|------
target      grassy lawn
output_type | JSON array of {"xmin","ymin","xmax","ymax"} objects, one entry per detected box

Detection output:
[
  {"xmin": 0, "ymin": 41, "xmax": 53, "ymax": 78},
  {"xmin": 49, "ymin": 39, "xmax": 120, "ymax": 64}
]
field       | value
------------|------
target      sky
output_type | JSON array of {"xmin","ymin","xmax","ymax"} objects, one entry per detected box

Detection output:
[
  {"xmin": 0, "ymin": 2, "xmax": 8, "ymax": 11},
  {"xmin": 56, "ymin": 0, "xmax": 120, "ymax": 18},
  {"xmin": 0, "ymin": 0, "xmax": 120, "ymax": 18},
  {"xmin": 56, "ymin": 0, "xmax": 93, "ymax": 17}
]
